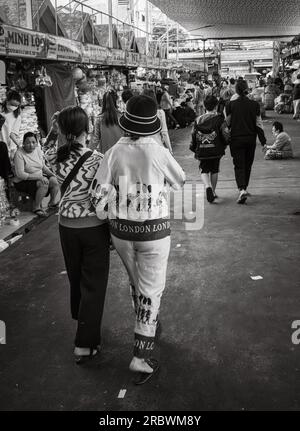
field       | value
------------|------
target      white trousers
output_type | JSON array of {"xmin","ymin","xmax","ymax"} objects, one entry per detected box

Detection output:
[
  {"xmin": 111, "ymin": 234, "xmax": 171, "ymax": 358},
  {"xmin": 293, "ymin": 99, "xmax": 300, "ymax": 118}
]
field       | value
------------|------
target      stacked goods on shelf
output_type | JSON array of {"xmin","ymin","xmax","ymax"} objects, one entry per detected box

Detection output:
[
  {"xmin": 19, "ymin": 104, "xmax": 39, "ymax": 143},
  {"xmin": 0, "ymin": 178, "xmax": 10, "ymax": 229},
  {"xmin": 264, "ymin": 83, "xmax": 279, "ymax": 110},
  {"xmin": 0, "ymin": 86, "xmax": 6, "ymax": 103}
]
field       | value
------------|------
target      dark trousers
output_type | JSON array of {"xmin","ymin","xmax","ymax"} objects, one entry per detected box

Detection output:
[
  {"xmin": 230, "ymin": 139, "xmax": 256, "ymax": 191},
  {"xmin": 0, "ymin": 141, "xmax": 12, "ymax": 200},
  {"xmin": 59, "ymin": 223, "xmax": 110, "ymax": 348},
  {"xmin": 164, "ymin": 109, "xmax": 178, "ymax": 128}
]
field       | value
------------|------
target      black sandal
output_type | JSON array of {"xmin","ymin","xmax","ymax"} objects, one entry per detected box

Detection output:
[
  {"xmin": 74, "ymin": 346, "xmax": 100, "ymax": 365},
  {"xmin": 33, "ymin": 209, "xmax": 47, "ymax": 217},
  {"xmin": 133, "ymin": 358, "xmax": 160, "ymax": 385}
]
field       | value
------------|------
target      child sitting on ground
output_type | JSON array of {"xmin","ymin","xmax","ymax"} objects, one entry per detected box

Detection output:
[{"xmin": 264, "ymin": 121, "xmax": 293, "ymax": 160}]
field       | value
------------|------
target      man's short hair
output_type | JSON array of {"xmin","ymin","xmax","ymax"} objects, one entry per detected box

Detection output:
[{"xmin": 204, "ymin": 95, "xmax": 218, "ymax": 111}]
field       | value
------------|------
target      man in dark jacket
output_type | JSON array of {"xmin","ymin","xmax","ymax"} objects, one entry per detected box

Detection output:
[{"xmin": 226, "ymin": 80, "xmax": 266, "ymax": 204}]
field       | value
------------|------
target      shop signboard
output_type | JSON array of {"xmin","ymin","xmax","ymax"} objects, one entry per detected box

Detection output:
[
  {"xmin": 109, "ymin": 49, "xmax": 126, "ymax": 66},
  {"xmin": 0, "ymin": 24, "xmax": 56, "ymax": 59},
  {"xmin": 169, "ymin": 60, "xmax": 178, "ymax": 69},
  {"xmin": 181, "ymin": 61, "xmax": 202, "ymax": 71},
  {"xmin": 282, "ymin": 44, "xmax": 300, "ymax": 59},
  {"xmin": 55, "ymin": 36, "xmax": 82, "ymax": 62},
  {"xmin": 139, "ymin": 54, "xmax": 147, "ymax": 68},
  {"xmin": 0, "ymin": 26, "xmax": 5, "ymax": 56},
  {"xmin": 82, "ymin": 44, "xmax": 108, "ymax": 64},
  {"xmin": 126, "ymin": 51, "xmax": 140, "ymax": 67},
  {"xmin": 290, "ymin": 45, "xmax": 300, "ymax": 56},
  {"xmin": 149, "ymin": 57, "xmax": 160, "ymax": 69},
  {"xmin": 0, "ymin": 23, "xmax": 180, "ymax": 72}
]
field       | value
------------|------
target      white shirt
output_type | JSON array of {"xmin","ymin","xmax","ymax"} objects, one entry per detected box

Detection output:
[
  {"xmin": 90, "ymin": 136, "xmax": 185, "ymax": 222},
  {"xmin": 14, "ymin": 147, "xmax": 44, "ymax": 182},
  {"xmin": 0, "ymin": 110, "xmax": 22, "ymax": 156}
]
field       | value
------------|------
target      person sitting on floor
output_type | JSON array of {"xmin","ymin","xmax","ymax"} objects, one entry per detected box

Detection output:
[
  {"xmin": 13, "ymin": 132, "xmax": 59, "ymax": 217},
  {"xmin": 173, "ymin": 101, "xmax": 196, "ymax": 128},
  {"xmin": 264, "ymin": 121, "xmax": 293, "ymax": 160},
  {"xmin": 274, "ymin": 94, "xmax": 291, "ymax": 114}
]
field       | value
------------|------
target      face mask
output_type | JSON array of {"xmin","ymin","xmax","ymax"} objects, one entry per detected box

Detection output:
[{"xmin": 7, "ymin": 105, "xmax": 18, "ymax": 112}]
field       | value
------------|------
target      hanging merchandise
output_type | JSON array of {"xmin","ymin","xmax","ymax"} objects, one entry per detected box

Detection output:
[
  {"xmin": 72, "ymin": 67, "xmax": 84, "ymax": 81},
  {"xmin": 35, "ymin": 67, "xmax": 53, "ymax": 87},
  {"xmin": 109, "ymin": 69, "xmax": 127, "ymax": 91},
  {"xmin": 0, "ymin": 60, "xmax": 5, "ymax": 85},
  {"xmin": 0, "ymin": 178, "xmax": 10, "ymax": 229}
]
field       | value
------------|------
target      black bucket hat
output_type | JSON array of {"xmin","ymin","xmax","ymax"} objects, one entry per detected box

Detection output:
[{"xmin": 119, "ymin": 95, "xmax": 161, "ymax": 136}]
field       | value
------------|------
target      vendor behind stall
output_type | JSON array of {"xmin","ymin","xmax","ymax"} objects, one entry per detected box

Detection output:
[{"xmin": 0, "ymin": 90, "xmax": 22, "ymax": 160}]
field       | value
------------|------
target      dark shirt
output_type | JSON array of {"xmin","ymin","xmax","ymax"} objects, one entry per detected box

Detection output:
[
  {"xmin": 227, "ymin": 96, "xmax": 260, "ymax": 139},
  {"xmin": 293, "ymin": 83, "xmax": 300, "ymax": 101}
]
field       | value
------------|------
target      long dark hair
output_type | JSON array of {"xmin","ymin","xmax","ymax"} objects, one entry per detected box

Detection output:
[
  {"xmin": 57, "ymin": 106, "xmax": 89, "ymax": 162},
  {"xmin": 142, "ymin": 89, "xmax": 158, "ymax": 107},
  {"xmin": 101, "ymin": 91, "xmax": 119, "ymax": 127},
  {"xmin": 2, "ymin": 90, "xmax": 21, "ymax": 118}
]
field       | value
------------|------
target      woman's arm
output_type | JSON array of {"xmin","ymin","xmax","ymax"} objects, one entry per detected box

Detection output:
[
  {"xmin": 91, "ymin": 117, "xmax": 102, "ymax": 151},
  {"xmin": 159, "ymin": 110, "xmax": 173, "ymax": 153},
  {"xmin": 42, "ymin": 164, "xmax": 56, "ymax": 178},
  {"xmin": 10, "ymin": 115, "xmax": 22, "ymax": 147},
  {"xmin": 163, "ymin": 149, "xmax": 186, "ymax": 190}
]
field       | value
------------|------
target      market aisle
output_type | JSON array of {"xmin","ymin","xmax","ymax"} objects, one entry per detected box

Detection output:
[{"xmin": 0, "ymin": 113, "xmax": 300, "ymax": 411}]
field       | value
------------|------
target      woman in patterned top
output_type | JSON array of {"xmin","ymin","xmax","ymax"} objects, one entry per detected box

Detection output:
[{"xmin": 48, "ymin": 106, "xmax": 110, "ymax": 364}]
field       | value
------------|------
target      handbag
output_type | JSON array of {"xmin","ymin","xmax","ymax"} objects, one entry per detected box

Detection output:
[{"xmin": 60, "ymin": 151, "xmax": 93, "ymax": 198}]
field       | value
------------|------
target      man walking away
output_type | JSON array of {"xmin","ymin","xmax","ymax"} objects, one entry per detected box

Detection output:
[{"xmin": 226, "ymin": 80, "xmax": 266, "ymax": 204}]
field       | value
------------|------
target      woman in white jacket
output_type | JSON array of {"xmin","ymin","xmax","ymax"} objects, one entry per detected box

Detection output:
[{"xmin": 90, "ymin": 95, "xmax": 185, "ymax": 384}]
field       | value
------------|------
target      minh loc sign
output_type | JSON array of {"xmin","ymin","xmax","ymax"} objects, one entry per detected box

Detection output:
[{"xmin": 0, "ymin": 25, "xmax": 56, "ymax": 59}]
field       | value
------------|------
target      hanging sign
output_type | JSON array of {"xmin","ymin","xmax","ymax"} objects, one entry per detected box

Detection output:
[
  {"xmin": 109, "ymin": 49, "xmax": 126, "ymax": 65},
  {"xmin": 0, "ymin": 24, "xmax": 56, "ymax": 59},
  {"xmin": 147, "ymin": 57, "xmax": 160, "ymax": 69},
  {"xmin": 0, "ymin": 23, "xmax": 177, "ymax": 70},
  {"xmin": 55, "ymin": 36, "xmax": 82, "ymax": 62},
  {"xmin": 82, "ymin": 44, "xmax": 108, "ymax": 64},
  {"xmin": 126, "ymin": 51, "xmax": 140, "ymax": 67}
]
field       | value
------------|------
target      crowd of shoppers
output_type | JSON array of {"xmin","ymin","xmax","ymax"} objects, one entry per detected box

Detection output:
[{"xmin": 0, "ymin": 71, "xmax": 297, "ymax": 386}]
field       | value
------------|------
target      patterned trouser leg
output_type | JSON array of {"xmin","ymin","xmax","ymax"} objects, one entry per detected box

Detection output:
[{"xmin": 111, "ymin": 235, "xmax": 171, "ymax": 359}]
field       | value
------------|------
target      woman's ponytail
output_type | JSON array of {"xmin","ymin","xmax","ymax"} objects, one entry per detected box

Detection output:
[
  {"xmin": 57, "ymin": 135, "xmax": 82, "ymax": 163},
  {"xmin": 56, "ymin": 106, "xmax": 89, "ymax": 162}
]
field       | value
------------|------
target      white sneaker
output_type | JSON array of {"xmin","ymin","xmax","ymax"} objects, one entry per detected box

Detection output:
[{"xmin": 237, "ymin": 191, "xmax": 247, "ymax": 204}]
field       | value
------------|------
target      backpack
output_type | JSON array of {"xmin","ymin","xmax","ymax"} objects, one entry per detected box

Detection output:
[{"xmin": 190, "ymin": 114, "xmax": 225, "ymax": 160}]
